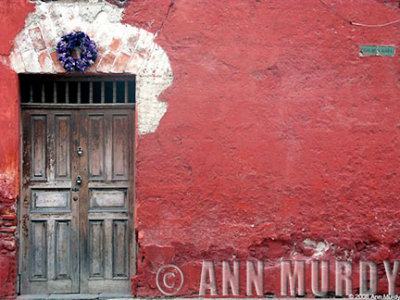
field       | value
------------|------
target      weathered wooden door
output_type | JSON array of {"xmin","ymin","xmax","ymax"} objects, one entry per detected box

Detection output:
[{"xmin": 20, "ymin": 107, "xmax": 135, "ymax": 295}]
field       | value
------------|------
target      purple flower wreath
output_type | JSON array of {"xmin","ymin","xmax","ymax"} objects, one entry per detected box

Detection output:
[{"xmin": 56, "ymin": 31, "xmax": 98, "ymax": 72}]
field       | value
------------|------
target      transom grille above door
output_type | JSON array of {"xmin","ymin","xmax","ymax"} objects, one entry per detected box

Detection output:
[{"xmin": 19, "ymin": 75, "xmax": 136, "ymax": 105}]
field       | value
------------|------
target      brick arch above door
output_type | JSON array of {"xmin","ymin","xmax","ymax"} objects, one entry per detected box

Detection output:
[{"xmin": 7, "ymin": 0, "xmax": 173, "ymax": 135}]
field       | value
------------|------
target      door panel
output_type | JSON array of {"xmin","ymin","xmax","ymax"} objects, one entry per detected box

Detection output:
[
  {"xmin": 88, "ymin": 220, "xmax": 105, "ymax": 278},
  {"xmin": 30, "ymin": 115, "xmax": 47, "ymax": 181},
  {"xmin": 21, "ymin": 110, "xmax": 79, "ymax": 294},
  {"xmin": 31, "ymin": 189, "xmax": 71, "ymax": 212},
  {"xmin": 89, "ymin": 188, "xmax": 127, "ymax": 211},
  {"xmin": 80, "ymin": 109, "xmax": 134, "ymax": 294},
  {"xmin": 112, "ymin": 114, "xmax": 129, "ymax": 180},
  {"xmin": 55, "ymin": 115, "xmax": 71, "ymax": 180},
  {"xmin": 30, "ymin": 220, "xmax": 47, "ymax": 280},
  {"xmin": 20, "ymin": 108, "xmax": 134, "ymax": 295},
  {"xmin": 87, "ymin": 114, "xmax": 105, "ymax": 181},
  {"xmin": 112, "ymin": 220, "xmax": 129, "ymax": 278},
  {"xmin": 54, "ymin": 220, "xmax": 72, "ymax": 278}
]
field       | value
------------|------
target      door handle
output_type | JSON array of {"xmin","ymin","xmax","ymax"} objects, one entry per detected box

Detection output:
[
  {"xmin": 77, "ymin": 146, "xmax": 84, "ymax": 156},
  {"xmin": 76, "ymin": 176, "xmax": 83, "ymax": 185}
]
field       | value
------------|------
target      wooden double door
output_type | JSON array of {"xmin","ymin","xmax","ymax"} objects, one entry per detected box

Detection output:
[{"xmin": 20, "ymin": 107, "xmax": 135, "ymax": 295}]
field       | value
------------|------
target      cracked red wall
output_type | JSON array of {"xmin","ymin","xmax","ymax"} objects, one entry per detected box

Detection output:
[
  {"xmin": 0, "ymin": 0, "xmax": 400, "ymax": 297},
  {"xmin": 124, "ymin": 0, "xmax": 400, "ymax": 296},
  {"xmin": 0, "ymin": 1, "xmax": 35, "ymax": 298}
]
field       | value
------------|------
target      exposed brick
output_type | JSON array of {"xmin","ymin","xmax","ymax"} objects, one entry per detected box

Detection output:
[
  {"xmin": 21, "ymin": 50, "xmax": 41, "ymax": 72},
  {"xmin": 14, "ymin": 31, "xmax": 33, "ymax": 53},
  {"xmin": 40, "ymin": 25, "xmax": 58, "ymax": 49},
  {"xmin": 135, "ymin": 30, "xmax": 154, "ymax": 58},
  {"xmin": 97, "ymin": 52, "xmax": 116, "ymax": 73},
  {"xmin": 50, "ymin": 51, "xmax": 65, "ymax": 72},
  {"xmin": 128, "ymin": 33, "xmax": 139, "ymax": 48},
  {"xmin": 112, "ymin": 52, "xmax": 131, "ymax": 73},
  {"xmin": 2, "ymin": 222, "xmax": 17, "ymax": 227},
  {"xmin": 28, "ymin": 27, "xmax": 46, "ymax": 52},
  {"xmin": 1, "ymin": 215, "xmax": 16, "ymax": 221},
  {"xmin": 86, "ymin": 55, "xmax": 101, "ymax": 73},
  {"xmin": 98, "ymin": 46, "xmax": 107, "ymax": 55},
  {"xmin": 38, "ymin": 51, "xmax": 55, "ymax": 73},
  {"xmin": 121, "ymin": 29, "xmax": 140, "ymax": 54},
  {"xmin": 125, "ymin": 52, "xmax": 145, "ymax": 74},
  {"xmin": 1, "ymin": 209, "xmax": 15, "ymax": 216},
  {"xmin": 109, "ymin": 37, "xmax": 122, "ymax": 52},
  {"xmin": 0, "ymin": 228, "xmax": 15, "ymax": 234}
]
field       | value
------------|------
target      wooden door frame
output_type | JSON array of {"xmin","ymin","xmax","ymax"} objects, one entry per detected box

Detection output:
[{"xmin": 18, "ymin": 104, "xmax": 136, "ymax": 295}]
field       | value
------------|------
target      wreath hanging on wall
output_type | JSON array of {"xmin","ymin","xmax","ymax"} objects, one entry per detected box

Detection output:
[{"xmin": 56, "ymin": 31, "xmax": 98, "ymax": 72}]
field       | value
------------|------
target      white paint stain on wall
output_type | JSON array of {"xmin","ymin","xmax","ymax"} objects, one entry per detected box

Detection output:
[
  {"xmin": 8, "ymin": 0, "xmax": 173, "ymax": 135},
  {"xmin": 303, "ymin": 238, "xmax": 330, "ymax": 258}
]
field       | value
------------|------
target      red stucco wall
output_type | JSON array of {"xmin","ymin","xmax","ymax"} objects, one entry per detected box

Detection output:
[
  {"xmin": 1, "ymin": 0, "xmax": 400, "ymax": 298},
  {"xmin": 0, "ymin": 1, "xmax": 34, "ymax": 298}
]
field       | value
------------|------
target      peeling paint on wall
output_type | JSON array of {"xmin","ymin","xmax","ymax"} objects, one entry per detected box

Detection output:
[
  {"xmin": 1, "ymin": 0, "xmax": 400, "ymax": 297},
  {"xmin": 7, "ymin": 0, "xmax": 174, "ymax": 135}
]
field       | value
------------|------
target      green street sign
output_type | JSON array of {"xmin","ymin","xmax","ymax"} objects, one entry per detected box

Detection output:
[
  {"xmin": 377, "ymin": 46, "xmax": 396, "ymax": 56},
  {"xmin": 360, "ymin": 45, "xmax": 395, "ymax": 57}
]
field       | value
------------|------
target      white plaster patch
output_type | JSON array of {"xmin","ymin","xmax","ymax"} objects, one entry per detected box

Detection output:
[
  {"xmin": 7, "ymin": 0, "xmax": 173, "ymax": 135},
  {"xmin": 303, "ymin": 238, "xmax": 330, "ymax": 258}
]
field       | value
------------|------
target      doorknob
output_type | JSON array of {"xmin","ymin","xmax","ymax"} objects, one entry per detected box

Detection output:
[
  {"xmin": 76, "ymin": 176, "xmax": 83, "ymax": 185},
  {"xmin": 77, "ymin": 146, "xmax": 84, "ymax": 156}
]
